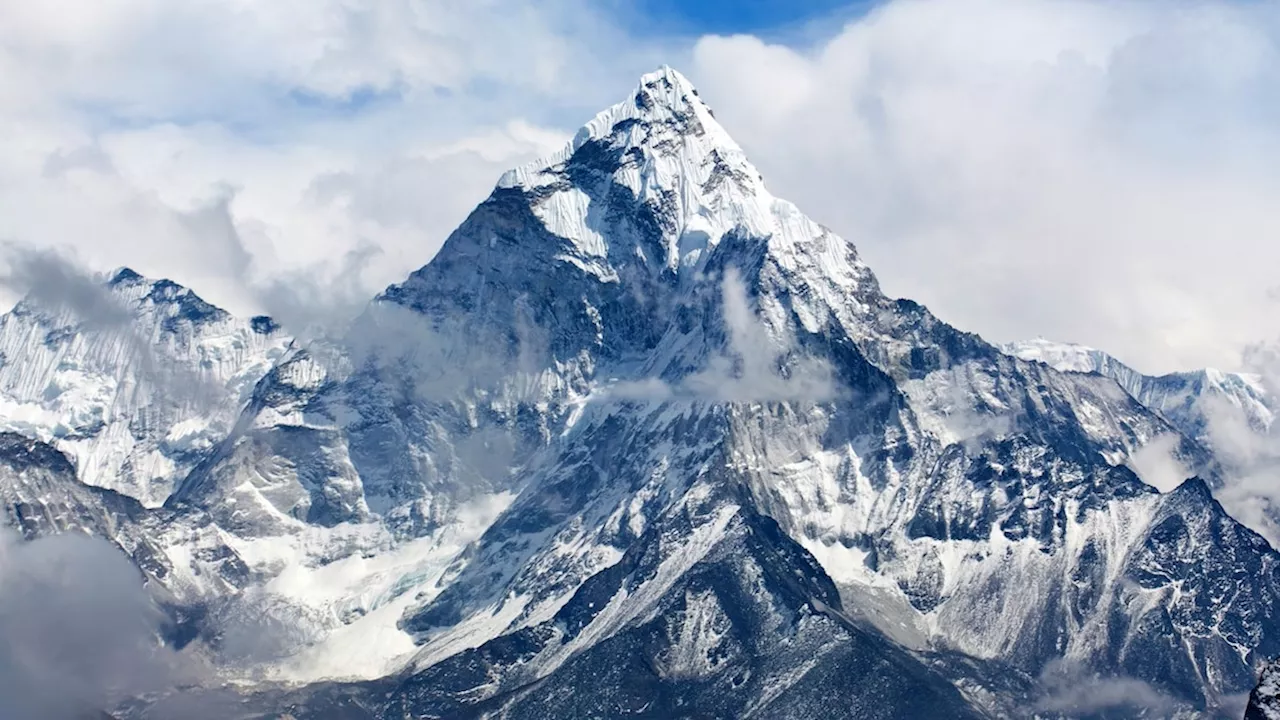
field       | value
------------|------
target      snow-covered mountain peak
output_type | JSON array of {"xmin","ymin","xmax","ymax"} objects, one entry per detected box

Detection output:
[
  {"xmin": 1000, "ymin": 338, "xmax": 1109, "ymax": 374},
  {"xmin": 102, "ymin": 266, "xmax": 240, "ymax": 328},
  {"xmin": 498, "ymin": 66, "xmax": 740, "ymax": 190},
  {"xmin": 376, "ymin": 66, "xmax": 885, "ymax": 413},
  {"xmin": 102, "ymin": 267, "xmax": 277, "ymax": 338},
  {"xmin": 0, "ymin": 266, "xmax": 290, "ymax": 506},
  {"xmin": 493, "ymin": 66, "xmax": 781, "ymax": 276}
]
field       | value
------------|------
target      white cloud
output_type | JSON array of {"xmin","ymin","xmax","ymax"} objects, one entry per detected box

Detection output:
[
  {"xmin": 1035, "ymin": 658, "xmax": 1180, "ymax": 716},
  {"xmin": 0, "ymin": 528, "xmax": 185, "ymax": 719},
  {"xmin": 2, "ymin": 0, "xmax": 1279, "ymax": 374},
  {"xmin": 0, "ymin": 0, "xmax": 666, "ymax": 326},
  {"xmin": 1127, "ymin": 432, "xmax": 1192, "ymax": 493},
  {"xmin": 1200, "ymin": 362, "xmax": 1280, "ymax": 544},
  {"xmin": 689, "ymin": 0, "xmax": 1280, "ymax": 373}
]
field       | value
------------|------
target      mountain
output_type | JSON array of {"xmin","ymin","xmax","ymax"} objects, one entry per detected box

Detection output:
[
  {"xmin": 1004, "ymin": 338, "xmax": 1280, "ymax": 544},
  {"xmin": 0, "ymin": 268, "xmax": 290, "ymax": 506},
  {"xmin": 1003, "ymin": 338, "xmax": 1274, "ymax": 451},
  {"xmin": 4, "ymin": 67, "xmax": 1280, "ymax": 718}
]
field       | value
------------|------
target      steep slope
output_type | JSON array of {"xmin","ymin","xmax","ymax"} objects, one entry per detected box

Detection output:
[
  {"xmin": 270, "ymin": 482, "xmax": 991, "ymax": 719},
  {"xmin": 0, "ymin": 269, "xmax": 290, "ymax": 506}
]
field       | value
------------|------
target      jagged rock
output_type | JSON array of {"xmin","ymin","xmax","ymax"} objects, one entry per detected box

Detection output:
[{"xmin": 1248, "ymin": 660, "xmax": 1280, "ymax": 720}]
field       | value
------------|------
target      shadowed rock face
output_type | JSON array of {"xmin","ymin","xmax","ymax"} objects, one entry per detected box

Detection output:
[{"xmin": 5, "ymin": 68, "xmax": 1280, "ymax": 719}]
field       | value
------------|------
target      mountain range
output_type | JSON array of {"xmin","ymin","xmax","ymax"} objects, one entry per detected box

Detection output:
[{"xmin": 2, "ymin": 67, "xmax": 1278, "ymax": 719}]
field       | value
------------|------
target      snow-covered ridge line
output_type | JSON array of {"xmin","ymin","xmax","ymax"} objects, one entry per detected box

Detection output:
[
  {"xmin": 1002, "ymin": 337, "xmax": 1274, "ymax": 436},
  {"xmin": 0, "ymin": 266, "xmax": 290, "ymax": 506}
]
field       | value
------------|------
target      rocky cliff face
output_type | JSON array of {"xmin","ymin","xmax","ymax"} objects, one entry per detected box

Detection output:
[{"xmin": 1248, "ymin": 660, "xmax": 1280, "ymax": 720}]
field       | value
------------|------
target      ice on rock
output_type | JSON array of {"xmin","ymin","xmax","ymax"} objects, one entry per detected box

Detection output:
[{"xmin": 1249, "ymin": 659, "xmax": 1280, "ymax": 719}]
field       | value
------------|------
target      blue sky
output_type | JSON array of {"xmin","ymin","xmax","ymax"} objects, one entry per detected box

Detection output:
[{"xmin": 634, "ymin": 0, "xmax": 871, "ymax": 35}]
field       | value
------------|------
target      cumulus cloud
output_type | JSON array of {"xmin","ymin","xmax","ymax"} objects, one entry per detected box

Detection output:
[
  {"xmin": 688, "ymin": 0, "xmax": 1280, "ymax": 373},
  {"xmin": 253, "ymin": 242, "xmax": 383, "ymax": 341},
  {"xmin": 0, "ymin": 0, "xmax": 663, "ymax": 318},
  {"xmin": 3, "ymin": 0, "xmax": 1280, "ymax": 377}
]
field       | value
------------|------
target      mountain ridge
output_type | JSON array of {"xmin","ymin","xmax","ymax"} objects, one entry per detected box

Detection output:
[
  {"xmin": 0, "ymin": 264, "xmax": 290, "ymax": 506},
  {"xmin": 1, "ymin": 67, "xmax": 1278, "ymax": 718}
]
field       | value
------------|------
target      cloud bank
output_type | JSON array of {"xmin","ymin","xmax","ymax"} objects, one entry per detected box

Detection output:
[
  {"xmin": 689, "ymin": 0, "xmax": 1280, "ymax": 373},
  {"xmin": 0, "ymin": 528, "xmax": 180, "ymax": 719},
  {"xmin": 2, "ymin": 0, "xmax": 1279, "ymax": 375}
]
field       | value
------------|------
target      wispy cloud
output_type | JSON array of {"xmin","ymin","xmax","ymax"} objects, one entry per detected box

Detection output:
[
  {"xmin": 0, "ymin": 243, "xmax": 133, "ymax": 327},
  {"xmin": 1198, "ymin": 347, "xmax": 1280, "ymax": 544},
  {"xmin": 604, "ymin": 269, "xmax": 837, "ymax": 405},
  {"xmin": 1127, "ymin": 432, "xmax": 1192, "ymax": 494},
  {"xmin": 1034, "ymin": 659, "xmax": 1181, "ymax": 716}
]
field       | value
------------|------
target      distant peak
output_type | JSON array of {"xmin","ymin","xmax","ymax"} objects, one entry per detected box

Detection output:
[
  {"xmin": 102, "ymin": 267, "xmax": 232, "ymax": 327},
  {"xmin": 108, "ymin": 266, "xmax": 145, "ymax": 287},
  {"xmin": 1001, "ymin": 338, "xmax": 1113, "ymax": 374}
]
